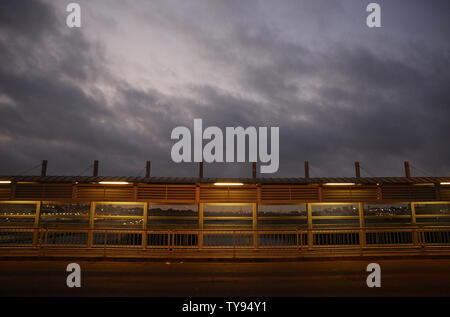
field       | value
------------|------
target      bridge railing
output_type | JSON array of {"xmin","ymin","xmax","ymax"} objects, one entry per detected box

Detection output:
[
  {"xmin": 0, "ymin": 228, "xmax": 35, "ymax": 247},
  {"xmin": 42, "ymin": 229, "xmax": 88, "ymax": 247},
  {"xmin": 419, "ymin": 227, "xmax": 450, "ymax": 246},
  {"xmin": 1, "ymin": 226, "xmax": 450, "ymax": 251}
]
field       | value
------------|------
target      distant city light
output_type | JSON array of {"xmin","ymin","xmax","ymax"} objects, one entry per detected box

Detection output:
[
  {"xmin": 99, "ymin": 181, "xmax": 130, "ymax": 185},
  {"xmin": 214, "ymin": 182, "xmax": 244, "ymax": 186},
  {"xmin": 324, "ymin": 183, "xmax": 356, "ymax": 186}
]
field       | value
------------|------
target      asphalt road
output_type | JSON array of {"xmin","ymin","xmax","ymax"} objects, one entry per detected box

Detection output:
[{"xmin": 0, "ymin": 259, "xmax": 450, "ymax": 297}]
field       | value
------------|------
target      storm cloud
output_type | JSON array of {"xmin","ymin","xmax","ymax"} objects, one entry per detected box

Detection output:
[{"xmin": 0, "ymin": 0, "xmax": 449, "ymax": 178}]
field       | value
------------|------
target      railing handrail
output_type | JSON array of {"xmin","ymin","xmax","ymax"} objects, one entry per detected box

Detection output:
[{"xmin": 1, "ymin": 226, "xmax": 450, "ymax": 252}]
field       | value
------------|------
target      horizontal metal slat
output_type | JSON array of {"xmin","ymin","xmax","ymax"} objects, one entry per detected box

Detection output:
[
  {"xmin": 382, "ymin": 185, "xmax": 436, "ymax": 201},
  {"xmin": 261, "ymin": 185, "xmax": 319, "ymax": 202},
  {"xmin": 15, "ymin": 184, "xmax": 72, "ymax": 200},
  {"xmin": 138, "ymin": 185, "xmax": 196, "ymax": 201},
  {"xmin": 0, "ymin": 185, "xmax": 11, "ymax": 200},
  {"xmin": 200, "ymin": 187, "xmax": 257, "ymax": 202}
]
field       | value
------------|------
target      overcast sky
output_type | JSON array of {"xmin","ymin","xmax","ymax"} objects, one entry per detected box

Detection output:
[{"xmin": 0, "ymin": 0, "xmax": 449, "ymax": 178}]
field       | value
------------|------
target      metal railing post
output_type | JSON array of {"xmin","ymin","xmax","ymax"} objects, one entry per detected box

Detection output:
[
  {"xmin": 171, "ymin": 230, "xmax": 175, "ymax": 253},
  {"xmin": 360, "ymin": 228, "xmax": 366, "ymax": 248},
  {"xmin": 358, "ymin": 203, "xmax": 366, "ymax": 248},
  {"xmin": 198, "ymin": 203, "xmax": 203, "ymax": 249},
  {"xmin": 43, "ymin": 229, "xmax": 48, "ymax": 248},
  {"xmin": 252, "ymin": 203, "xmax": 258, "ymax": 248},
  {"xmin": 88, "ymin": 202, "xmax": 95, "ymax": 248},
  {"xmin": 142, "ymin": 203, "xmax": 148, "ymax": 249},
  {"xmin": 32, "ymin": 201, "xmax": 41, "ymax": 247},
  {"xmin": 307, "ymin": 203, "xmax": 313, "ymax": 249},
  {"xmin": 411, "ymin": 203, "xmax": 419, "ymax": 245}
]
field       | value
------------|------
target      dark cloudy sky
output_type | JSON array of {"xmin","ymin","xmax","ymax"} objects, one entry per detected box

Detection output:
[{"xmin": 0, "ymin": 0, "xmax": 449, "ymax": 178}]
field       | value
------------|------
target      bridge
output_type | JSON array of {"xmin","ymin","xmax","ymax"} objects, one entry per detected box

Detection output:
[{"xmin": 1, "ymin": 160, "xmax": 449, "ymax": 259}]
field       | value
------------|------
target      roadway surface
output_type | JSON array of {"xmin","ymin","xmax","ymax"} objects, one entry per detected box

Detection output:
[{"xmin": 1, "ymin": 259, "xmax": 450, "ymax": 296}]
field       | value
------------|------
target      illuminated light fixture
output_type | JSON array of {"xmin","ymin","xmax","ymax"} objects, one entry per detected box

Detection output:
[
  {"xmin": 441, "ymin": 182, "xmax": 450, "ymax": 185},
  {"xmin": 0, "ymin": 180, "xmax": 11, "ymax": 184},
  {"xmin": 214, "ymin": 182, "xmax": 244, "ymax": 186},
  {"xmin": 99, "ymin": 181, "xmax": 129, "ymax": 185},
  {"xmin": 324, "ymin": 183, "xmax": 356, "ymax": 186}
]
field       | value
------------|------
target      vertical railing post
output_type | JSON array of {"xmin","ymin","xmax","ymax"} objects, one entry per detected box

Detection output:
[
  {"xmin": 358, "ymin": 203, "xmax": 366, "ymax": 248},
  {"xmin": 252, "ymin": 203, "xmax": 258, "ymax": 249},
  {"xmin": 171, "ymin": 230, "xmax": 174, "ymax": 253},
  {"xmin": 420, "ymin": 228, "xmax": 425, "ymax": 247},
  {"xmin": 198, "ymin": 203, "xmax": 203, "ymax": 249},
  {"xmin": 32, "ymin": 201, "xmax": 41, "ymax": 247},
  {"xmin": 37, "ymin": 228, "xmax": 43, "ymax": 248},
  {"xmin": 88, "ymin": 202, "xmax": 95, "ymax": 248},
  {"xmin": 142, "ymin": 203, "xmax": 148, "ymax": 249},
  {"xmin": 411, "ymin": 202, "xmax": 418, "ymax": 245},
  {"xmin": 43, "ymin": 229, "xmax": 48, "ymax": 248},
  {"xmin": 410, "ymin": 202, "xmax": 417, "ymax": 225},
  {"xmin": 301, "ymin": 230, "xmax": 305, "ymax": 251},
  {"xmin": 307, "ymin": 203, "xmax": 313, "ymax": 249},
  {"xmin": 167, "ymin": 230, "xmax": 171, "ymax": 252}
]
